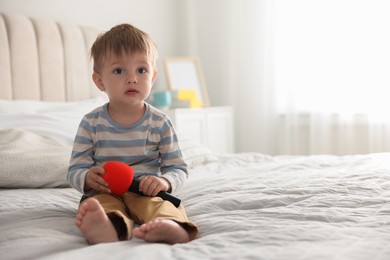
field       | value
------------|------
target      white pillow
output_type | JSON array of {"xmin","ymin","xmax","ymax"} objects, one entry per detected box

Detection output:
[
  {"xmin": 0, "ymin": 97, "xmax": 107, "ymax": 145},
  {"xmin": 179, "ymin": 137, "xmax": 218, "ymax": 168},
  {"xmin": 0, "ymin": 129, "xmax": 216, "ymax": 188},
  {"xmin": 0, "ymin": 98, "xmax": 216, "ymax": 175},
  {"xmin": 0, "ymin": 128, "xmax": 72, "ymax": 188}
]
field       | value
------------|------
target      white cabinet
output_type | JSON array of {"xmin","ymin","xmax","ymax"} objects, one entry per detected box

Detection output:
[{"xmin": 165, "ymin": 107, "xmax": 234, "ymax": 153}]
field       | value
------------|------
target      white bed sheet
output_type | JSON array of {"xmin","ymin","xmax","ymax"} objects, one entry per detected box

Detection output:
[{"xmin": 2, "ymin": 152, "xmax": 390, "ymax": 260}]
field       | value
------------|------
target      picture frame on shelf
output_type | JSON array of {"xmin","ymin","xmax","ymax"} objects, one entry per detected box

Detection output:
[{"xmin": 164, "ymin": 56, "xmax": 209, "ymax": 107}]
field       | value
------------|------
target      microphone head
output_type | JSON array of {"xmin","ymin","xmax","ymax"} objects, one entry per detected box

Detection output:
[{"xmin": 102, "ymin": 161, "xmax": 134, "ymax": 195}]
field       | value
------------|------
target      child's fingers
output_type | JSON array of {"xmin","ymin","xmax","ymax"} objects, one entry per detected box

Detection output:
[
  {"xmin": 147, "ymin": 181, "xmax": 161, "ymax": 197},
  {"xmin": 140, "ymin": 177, "xmax": 163, "ymax": 197},
  {"xmin": 96, "ymin": 176, "xmax": 111, "ymax": 193},
  {"xmin": 88, "ymin": 170, "xmax": 110, "ymax": 193}
]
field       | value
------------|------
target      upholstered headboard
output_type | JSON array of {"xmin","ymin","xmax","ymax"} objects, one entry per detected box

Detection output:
[{"xmin": 0, "ymin": 13, "xmax": 102, "ymax": 101}]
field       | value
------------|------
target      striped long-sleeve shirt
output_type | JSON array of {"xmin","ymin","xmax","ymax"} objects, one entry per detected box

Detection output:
[{"xmin": 67, "ymin": 102, "xmax": 188, "ymax": 196}]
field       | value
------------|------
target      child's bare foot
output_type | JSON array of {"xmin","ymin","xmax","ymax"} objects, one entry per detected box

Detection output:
[
  {"xmin": 76, "ymin": 198, "xmax": 118, "ymax": 244},
  {"xmin": 132, "ymin": 219, "xmax": 190, "ymax": 244}
]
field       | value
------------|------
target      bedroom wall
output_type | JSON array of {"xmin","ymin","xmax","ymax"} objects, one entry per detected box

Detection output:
[
  {"xmin": 0, "ymin": 0, "xmax": 190, "ymax": 91},
  {"xmin": 0, "ymin": 0, "xmax": 262, "ymax": 153},
  {"xmin": 0, "ymin": 0, "xmax": 241, "ymax": 104}
]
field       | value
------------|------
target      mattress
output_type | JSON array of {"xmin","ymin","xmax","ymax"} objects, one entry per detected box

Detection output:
[{"xmin": 2, "ymin": 145, "xmax": 390, "ymax": 259}]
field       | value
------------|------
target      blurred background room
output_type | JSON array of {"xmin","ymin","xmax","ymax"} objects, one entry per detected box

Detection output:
[{"xmin": 1, "ymin": 0, "xmax": 390, "ymax": 155}]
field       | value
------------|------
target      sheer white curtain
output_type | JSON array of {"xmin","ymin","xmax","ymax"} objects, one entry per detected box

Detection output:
[
  {"xmin": 271, "ymin": 0, "xmax": 390, "ymax": 155},
  {"xmin": 189, "ymin": 0, "xmax": 390, "ymax": 155}
]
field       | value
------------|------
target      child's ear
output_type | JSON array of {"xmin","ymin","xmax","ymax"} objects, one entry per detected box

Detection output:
[
  {"xmin": 151, "ymin": 70, "xmax": 157, "ymax": 85},
  {"xmin": 92, "ymin": 72, "xmax": 105, "ymax": 91}
]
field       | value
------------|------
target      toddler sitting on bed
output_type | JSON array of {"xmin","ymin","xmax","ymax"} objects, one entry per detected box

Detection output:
[{"xmin": 66, "ymin": 23, "xmax": 198, "ymax": 244}]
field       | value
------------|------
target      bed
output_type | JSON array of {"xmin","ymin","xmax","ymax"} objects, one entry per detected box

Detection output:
[{"xmin": 1, "ymin": 12, "xmax": 390, "ymax": 260}]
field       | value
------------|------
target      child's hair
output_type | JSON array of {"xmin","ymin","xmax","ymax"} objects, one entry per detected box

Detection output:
[{"xmin": 90, "ymin": 23, "xmax": 158, "ymax": 73}]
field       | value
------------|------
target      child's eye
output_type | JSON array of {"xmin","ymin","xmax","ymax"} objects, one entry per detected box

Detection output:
[
  {"xmin": 137, "ymin": 68, "xmax": 147, "ymax": 74},
  {"xmin": 113, "ymin": 68, "xmax": 124, "ymax": 74}
]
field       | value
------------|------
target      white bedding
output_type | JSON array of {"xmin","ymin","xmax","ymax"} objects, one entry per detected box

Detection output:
[{"xmin": 2, "ymin": 151, "xmax": 390, "ymax": 260}]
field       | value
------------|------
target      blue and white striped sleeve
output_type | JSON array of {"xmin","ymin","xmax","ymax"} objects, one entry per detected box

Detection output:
[
  {"xmin": 158, "ymin": 118, "xmax": 188, "ymax": 192},
  {"xmin": 66, "ymin": 115, "xmax": 96, "ymax": 195}
]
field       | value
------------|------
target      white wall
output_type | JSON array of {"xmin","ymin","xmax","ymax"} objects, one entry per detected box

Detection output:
[
  {"xmin": 0, "ymin": 0, "xmax": 241, "ymax": 106},
  {"xmin": 0, "ymin": 0, "xmax": 187, "ymax": 91},
  {"xmin": 0, "ymin": 0, "xmax": 258, "ymax": 152}
]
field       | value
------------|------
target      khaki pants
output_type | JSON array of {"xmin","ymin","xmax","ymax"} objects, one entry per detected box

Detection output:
[{"xmin": 81, "ymin": 192, "xmax": 198, "ymax": 241}]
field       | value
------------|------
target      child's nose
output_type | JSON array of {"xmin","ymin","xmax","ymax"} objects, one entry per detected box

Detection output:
[{"xmin": 127, "ymin": 73, "xmax": 137, "ymax": 84}]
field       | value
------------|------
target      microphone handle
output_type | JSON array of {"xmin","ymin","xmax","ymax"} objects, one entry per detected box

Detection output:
[{"xmin": 129, "ymin": 178, "xmax": 181, "ymax": 208}]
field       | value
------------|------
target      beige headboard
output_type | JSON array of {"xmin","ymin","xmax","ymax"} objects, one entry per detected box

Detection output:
[{"xmin": 0, "ymin": 13, "xmax": 102, "ymax": 101}]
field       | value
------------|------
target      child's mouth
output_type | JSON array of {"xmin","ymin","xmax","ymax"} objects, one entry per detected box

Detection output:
[{"xmin": 125, "ymin": 89, "xmax": 138, "ymax": 95}]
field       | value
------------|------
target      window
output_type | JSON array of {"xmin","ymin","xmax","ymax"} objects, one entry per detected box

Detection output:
[{"xmin": 273, "ymin": 0, "xmax": 390, "ymax": 115}]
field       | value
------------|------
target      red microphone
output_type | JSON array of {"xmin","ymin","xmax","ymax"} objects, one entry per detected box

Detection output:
[{"xmin": 102, "ymin": 161, "xmax": 181, "ymax": 207}]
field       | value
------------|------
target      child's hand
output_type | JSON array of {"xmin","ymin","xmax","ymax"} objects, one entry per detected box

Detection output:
[
  {"xmin": 139, "ymin": 176, "xmax": 171, "ymax": 197},
  {"xmin": 85, "ymin": 166, "xmax": 111, "ymax": 193}
]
